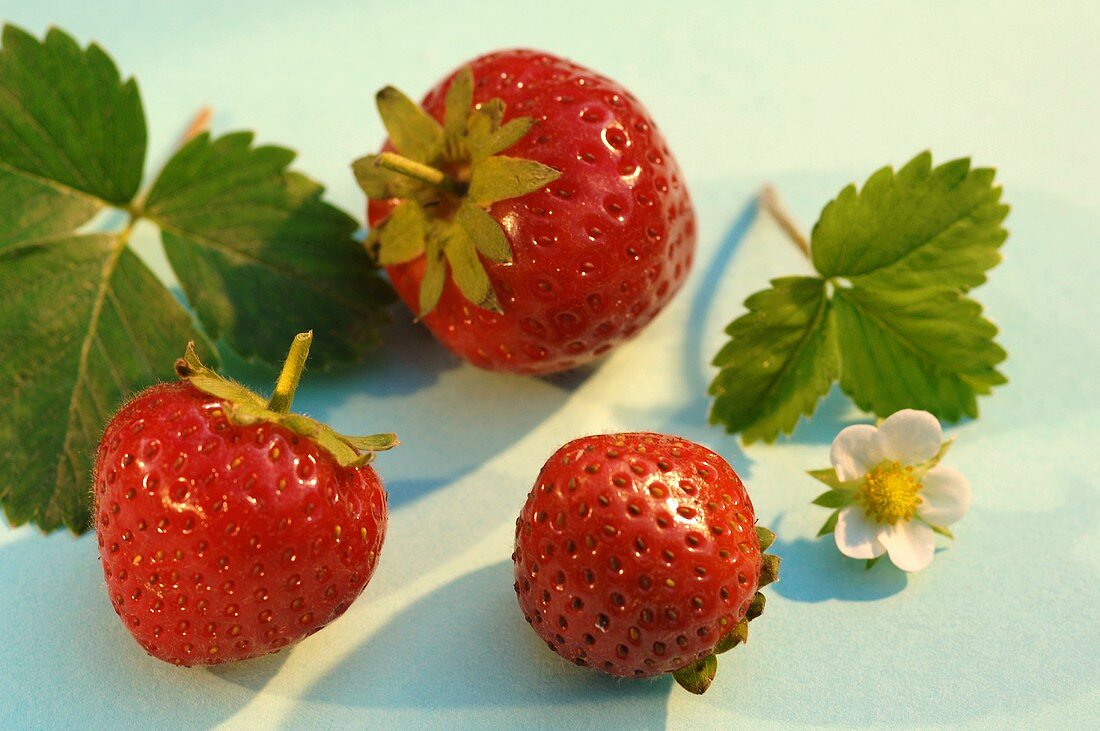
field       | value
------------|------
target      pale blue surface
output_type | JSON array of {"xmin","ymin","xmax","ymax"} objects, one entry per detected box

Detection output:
[{"xmin": 1, "ymin": 2, "xmax": 1098, "ymax": 729}]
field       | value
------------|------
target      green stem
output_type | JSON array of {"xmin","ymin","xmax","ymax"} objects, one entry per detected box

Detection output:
[
  {"xmin": 267, "ymin": 331, "xmax": 313, "ymax": 413},
  {"xmin": 375, "ymin": 152, "xmax": 463, "ymax": 195}
]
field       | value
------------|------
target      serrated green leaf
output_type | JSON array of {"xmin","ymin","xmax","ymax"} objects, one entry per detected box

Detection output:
[
  {"xmin": 454, "ymin": 200, "xmax": 511, "ymax": 263},
  {"xmin": 709, "ymin": 277, "xmax": 839, "ymax": 443},
  {"xmin": 832, "ymin": 284, "xmax": 1006, "ymax": 422},
  {"xmin": 375, "ymin": 200, "xmax": 427, "ymax": 265},
  {"xmin": 755, "ymin": 525, "xmax": 776, "ymax": 551},
  {"xmin": 812, "ymin": 489, "xmax": 854, "ymax": 508},
  {"xmin": 0, "ymin": 235, "xmax": 215, "ymax": 533},
  {"xmin": 0, "ymin": 165, "xmax": 101, "ymax": 250},
  {"xmin": 375, "ymin": 86, "xmax": 443, "ymax": 163},
  {"xmin": 0, "ymin": 25, "xmax": 146, "ymax": 208},
  {"xmin": 145, "ymin": 132, "xmax": 393, "ymax": 367},
  {"xmin": 444, "ymin": 225, "xmax": 501, "ymax": 313},
  {"xmin": 418, "ymin": 231, "xmax": 447, "ymax": 317},
  {"xmin": 817, "ymin": 510, "xmax": 841, "ymax": 537},
  {"xmin": 351, "ymin": 154, "xmax": 424, "ymax": 200},
  {"xmin": 467, "ymin": 155, "xmax": 561, "ymax": 206},
  {"xmin": 812, "ymin": 152, "xmax": 1008, "ymax": 291}
]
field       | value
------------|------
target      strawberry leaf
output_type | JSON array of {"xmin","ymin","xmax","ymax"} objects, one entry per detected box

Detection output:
[
  {"xmin": 709, "ymin": 277, "xmax": 839, "ymax": 444},
  {"xmin": 813, "ymin": 152, "xmax": 1008, "ymax": 291},
  {"xmin": 832, "ymin": 285, "xmax": 1006, "ymax": 421},
  {"xmin": 0, "ymin": 25, "xmax": 390, "ymax": 533},
  {"xmin": 710, "ymin": 153, "xmax": 1009, "ymax": 442},
  {"xmin": 0, "ymin": 25, "xmax": 146, "ymax": 207},
  {"xmin": 0, "ymin": 235, "xmax": 215, "ymax": 533},
  {"xmin": 144, "ymin": 132, "xmax": 392, "ymax": 367}
]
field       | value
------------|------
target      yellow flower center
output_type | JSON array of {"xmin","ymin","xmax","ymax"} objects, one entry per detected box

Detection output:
[{"xmin": 859, "ymin": 462, "xmax": 922, "ymax": 524}]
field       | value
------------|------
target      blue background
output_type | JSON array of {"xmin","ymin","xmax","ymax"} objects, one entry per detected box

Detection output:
[{"xmin": 1, "ymin": 1, "xmax": 1097, "ymax": 728}]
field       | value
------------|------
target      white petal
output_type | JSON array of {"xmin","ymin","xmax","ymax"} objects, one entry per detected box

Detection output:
[
  {"xmin": 918, "ymin": 465, "xmax": 971, "ymax": 526},
  {"xmin": 878, "ymin": 409, "xmax": 942, "ymax": 464},
  {"xmin": 830, "ymin": 424, "xmax": 884, "ymax": 482},
  {"xmin": 879, "ymin": 521, "xmax": 935, "ymax": 572},
  {"xmin": 834, "ymin": 506, "xmax": 886, "ymax": 560}
]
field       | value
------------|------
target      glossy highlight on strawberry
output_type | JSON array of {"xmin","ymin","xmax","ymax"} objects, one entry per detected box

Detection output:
[
  {"xmin": 361, "ymin": 50, "xmax": 696, "ymax": 375},
  {"xmin": 512, "ymin": 432, "xmax": 778, "ymax": 693}
]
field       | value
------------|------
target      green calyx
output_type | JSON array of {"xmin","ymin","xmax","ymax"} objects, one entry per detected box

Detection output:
[
  {"xmin": 175, "ymin": 332, "xmax": 398, "ymax": 468},
  {"xmin": 809, "ymin": 439, "xmax": 956, "ymax": 555},
  {"xmin": 351, "ymin": 66, "xmax": 562, "ymax": 316},
  {"xmin": 671, "ymin": 525, "xmax": 781, "ymax": 695}
]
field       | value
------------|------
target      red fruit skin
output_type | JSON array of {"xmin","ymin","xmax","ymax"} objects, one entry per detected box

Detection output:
[
  {"xmin": 93, "ymin": 382, "xmax": 387, "ymax": 666},
  {"xmin": 369, "ymin": 49, "xmax": 696, "ymax": 375},
  {"xmin": 513, "ymin": 433, "xmax": 761, "ymax": 678}
]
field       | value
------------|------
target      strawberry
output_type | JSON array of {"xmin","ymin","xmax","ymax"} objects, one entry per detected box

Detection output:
[
  {"xmin": 512, "ymin": 432, "xmax": 778, "ymax": 693},
  {"xmin": 92, "ymin": 333, "xmax": 397, "ymax": 666},
  {"xmin": 353, "ymin": 49, "xmax": 696, "ymax": 375}
]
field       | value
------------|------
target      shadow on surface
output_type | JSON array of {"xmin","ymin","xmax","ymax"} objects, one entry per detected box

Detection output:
[
  {"xmin": 0, "ymin": 533, "xmax": 258, "ymax": 728},
  {"xmin": 677, "ymin": 192, "xmax": 759, "ymax": 430},
  {"xmin": 769, "ymin": 529, "xmax": 909, "ymax": 604},
  {"xmin": 289, "ymin": 561, "xmax": 671, "ymax": 719}
]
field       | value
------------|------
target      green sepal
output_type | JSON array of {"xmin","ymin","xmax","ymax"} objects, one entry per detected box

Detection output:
[
  {"xmin": 175, "ymin": 341, "xmax": 396, "ymax": 467},
  {"xmin": 812, "ymin": 489, "xmax": 854, "ymax": 508},
  {"xmin": 418, "ymin": 230, "xmax": 447, "ymax": 317},
  {"xmin": 374, "ymin": 200, "xmax": 427, "ymax": 265},
  {"xmin": 807, "ymin": 466, "xmax": 847, "ymax": 489},
  {"xmin": 351, "ymin": 154, "xmax": 423, "ymax": 200},
  {"xmin": 478, "ymin": 116, "xmax": 534, "ymax": 158},
  {"xmin": 455, "ymin": 200, "xmax": 511, "ymax": 263},
  {"xmin": 361, "ymin": 67, "xmax": 559, "ymax": 316},
  {"xmin": 759, "ymin": 553, "xmax": 780, "ymax": 587},
  {"xmin": 913, "ymin": 438, "xmax": 954, "ymax": 478},
  {"xmin": 866, "ymin": 556, "xmax": 884, "ymax": 571},
  {"xmin": 928, "ymin": 522, "xmax": 955, "ymax": 539},
  {"xmin": 715, "ymin": 620, "xmax": 749, "ymax": 654},
  {"xmin": 444, "ymin": 223, "xmax": 501, "ymax": 312},
  {"xmin": 817, "ymin": 509, "xmax": 841, "ymax": 537},
  {"xmin": 467, "ymin": 155, "xmax": 561, "ymax": 206},
  {"xmin": 746, "ymin": 592, "xmax": 766, "ymax": 621},
  {"xmin": 755, "ymin": 525, "xmax": 776, "ymax": 551},
  {"xmin": 442, "ymin": 66, "xmax": 474, "ymax": 160},
  {"xmin": 671, "ymin": 654, "xmax": 718, "ymax": 695},
  {"xmin": 375, "ymin": 86, "xmax": 443, "ymax": 163}
]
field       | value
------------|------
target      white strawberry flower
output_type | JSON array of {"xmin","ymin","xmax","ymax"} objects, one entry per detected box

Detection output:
[{"xmin": 810, "ymin": 409, "xmax": 971, "ymax": 572}]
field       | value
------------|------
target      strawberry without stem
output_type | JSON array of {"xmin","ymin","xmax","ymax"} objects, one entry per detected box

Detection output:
[
  {"xmin": 93, "ymin": 333, "xmax": 397, "ymax": 665},
  {"xmin": 355, "ymin": 49, "xmax": 696, "ymax": 375},
  {"xmin": 513, "ymin": 433, "xmax": 778, "ymax": 693}
]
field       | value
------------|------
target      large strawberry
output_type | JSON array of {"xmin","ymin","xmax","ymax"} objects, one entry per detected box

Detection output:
[
  {"xmin": 93, "ymin": 333, "xmax": 397, "ymax": 666},
  {"xmin": 512, "ymin": 432, "xmax": 778, "ymax": 693},
  {"xmin": 353, "ymin": 50, "xmax": 696, "ymax": 375}
]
